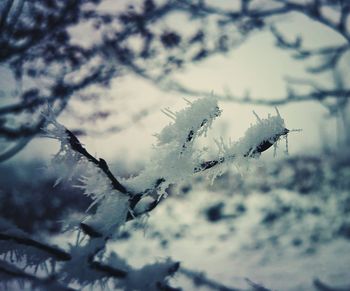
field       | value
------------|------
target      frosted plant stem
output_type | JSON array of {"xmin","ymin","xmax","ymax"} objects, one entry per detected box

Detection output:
[
  {"xmin": 180, "ymin": 267, "xmax": 242, "ymax": 291},
  {"xmin": 65, "ymin": 129, "xmax": 129, "ymax": 195}
]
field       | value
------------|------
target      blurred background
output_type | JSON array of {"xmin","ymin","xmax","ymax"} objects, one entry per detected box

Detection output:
[{"xmin": 0, "ymin": 0, "xmax": 350, "ymax": 290}]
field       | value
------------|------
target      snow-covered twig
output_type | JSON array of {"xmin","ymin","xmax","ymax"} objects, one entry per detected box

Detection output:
[
  {"xmin": 0, "ymin": 260, "xmax": 75, "ymax": 291},
  {"xmin": 24, "ymin": 98, "xmax": 295, "ymax": 290},
  {"xmin": 0, "ymin": 232, "xmax": 71, "ymax": 262},
  {"xmin": 43, "ymin": 98, "xmax": 292, "ymax": 238},
  {"xmin": 127, "ymin": 103, "xmax": 290, "ymax": 219},
  {"xmin": 65, "ymin": 129, "xmax": 129, "ymax": 195},
  {"xmin": 0, "ymin": 236, "xmax": 126, "ymax": 279},
  {"xmin": 0, "ymin": 230, "xmax": 179, "ymax": 290}
]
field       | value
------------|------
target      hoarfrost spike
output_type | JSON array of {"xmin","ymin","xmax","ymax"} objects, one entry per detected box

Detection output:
[
  {"xmin": 183, "ymin": 98, "xmax": 192, "ymax": 105},
  {"xmin": 252, "ymin": 110, "xmax": 262, "ymax": 123},
  {"xmin": 275, "ymin": 107, "xmax": 281, "ymax": 118},
  {"xmin": 161, "ymin": 108, "xmax": 176, "ymax": 120},
  {"xmin": 289, "ymin": 128, "xmax": 303, "ymax": 133}
]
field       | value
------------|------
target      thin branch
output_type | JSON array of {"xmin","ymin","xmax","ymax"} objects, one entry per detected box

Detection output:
[
  {"xmin": 89, "ymin": 261, "xmax": 127, "ymax": 278},
  {"xmin": 246, "ymin": 278, "xmax": 272, "ymax": 291},
  {"xmin": 65, "ymin": 129, "xmax": 129, "ymax": 195},
  {"xmin": 0, "ymin": 96, "xmax": 56, "ymax": 115},
  {"xmin": 128, "ymin": 127, "xmax": 289, "ymax": 219},
  {"xmin": 0, "ymin": 232, "xmax": 71, "ymax": 261},
  {"xmin": 0, "ymin": 232, "xmax": 130, "ymax": 280},
  {"xmin": 0, "ymin": 260, "xmax": 76, "ymax": 291},
  {"xmin": 0, "ymin": 137, "xmax": 32, "ymax": 162},
  {"xmin": 314, "ymin": 279, "xmax": 350, "ymax": 291},
  {"xmin": 157, "ymin": 79, "xmax": 350, "ymax": 106},
  {"xmin": 0, "ymin": 120, "xmax": 46, "ymax": 139},
  {"xmin": 0, "ymin": 0, "xmax": 14, "ymax": 31},
  {"xmin": 0, "ymin": 96, "xmax": 69, "ymax": 163},
  {"xmin": 0, "ymin": 67, "xmax": 108, "ymax": 117},
  {"xmin": 180, "ymin": 267, "xmax": 242, "ymax": 291}
]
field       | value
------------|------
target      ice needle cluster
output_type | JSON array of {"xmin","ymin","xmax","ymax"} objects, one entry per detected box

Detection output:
[
  {"xmin": 125, "ymin": 97, "xmax": 221, "ymax": 197},
  {"xmin": 43, "ymin": 99, "xmax": 290, "ymax": 237}
]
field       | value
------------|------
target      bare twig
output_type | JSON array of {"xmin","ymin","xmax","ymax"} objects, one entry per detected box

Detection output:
[
  {"xmin": 0, "ymin": 137, "xmax": 32, "ymax": 162},
  {"xmin": 0, "ymin": 232, "xmax": 71, "ymax": 261},
  {"xmin": 156, "ymin": 78, "xmax": 350, "ymax": 106},
  {"xmin": 246, "ymin": 278, "xmax": 272, "ymax": 291}
]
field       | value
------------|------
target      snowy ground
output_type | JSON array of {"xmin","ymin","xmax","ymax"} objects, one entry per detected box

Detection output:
[
  {"xmin": 2, "ymin": 152, "xmax": 349, "ymax": 290},
  {"xmin": 105, "ymin": 154, "xmax": 350, "ymax": 291}
]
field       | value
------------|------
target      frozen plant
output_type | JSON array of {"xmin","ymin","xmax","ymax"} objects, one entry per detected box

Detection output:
[{"xmin": 0, "ymin": 97, "xmax": 295, "ymax": 290}]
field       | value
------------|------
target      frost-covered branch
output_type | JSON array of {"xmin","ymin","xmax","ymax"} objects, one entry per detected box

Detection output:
[
  {"xmin": 314, "ymin": 279, "xmax": 350, "ymax": 291},
  {"xmin": 180, "ymin": 267, "xmax": 242, "ymax": 291},
  {"xmin": 0, "ymin": 232, "xmax": 70, "ymax": 262},
  {"xmin": 0, "ymin": 260, "xmax": 75, "ymax": 291},
  {"xmin": 0, "ymin": 225, "xmax": 179, "ymax": 290},
  {"xmin": 245, "ymin": 279, "xmax": 272, "ymax": 291},
  {"xmin": 27, "ymin": 97, "xmax": 295, "ymax": 290},
  {"xmin": 43, "ymin": 97, "xmax": 291, "ymax": 238},
  {"xmin": 0, "ymin": 233, "xmax": 127, "ymax": 280},
  {"xmin": 127, "ymin": 103, "xmax": 289, "ymax": 219},
  {"xmin": 65, "ymin": 129, "xmax": 129, "ymax": 195}
]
